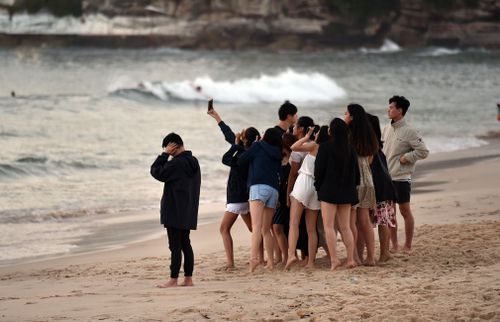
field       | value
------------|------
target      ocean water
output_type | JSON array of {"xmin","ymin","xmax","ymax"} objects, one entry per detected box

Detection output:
[{"xmin": 1, "ymin": 46, "xmax": 499, "ymax": 264}]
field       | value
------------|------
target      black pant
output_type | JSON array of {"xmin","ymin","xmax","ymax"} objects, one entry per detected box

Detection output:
[{"xmin": 166, "ymin": 227, "xmax": 194, "ymax": 278}]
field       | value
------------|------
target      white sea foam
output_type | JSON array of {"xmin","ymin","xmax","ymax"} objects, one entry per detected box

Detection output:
[
  {"xmin": 125, "ymin": 69, "xmax": 346, "ymax": 104},
  {"xmin": 417, "ymin": 47, "xmax": 462, "ymax": 57},
  {"xmin": 360, "ymin": 39, "xmax": 402, "ymax": 54}
]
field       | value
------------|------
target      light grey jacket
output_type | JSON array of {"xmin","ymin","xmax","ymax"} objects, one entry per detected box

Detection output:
[{"xmin": 382, "ymin": 118, "xmax": 429, "ymax": 181}]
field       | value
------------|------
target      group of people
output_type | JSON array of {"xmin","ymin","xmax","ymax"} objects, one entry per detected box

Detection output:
[{"xmin": 150, "ymin": 95, "xmax": 429, "ymax": 287}]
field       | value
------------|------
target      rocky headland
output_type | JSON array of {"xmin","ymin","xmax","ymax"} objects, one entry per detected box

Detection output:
[{"xmin": 0, "ymin": 0, "xmax": 499, "ymax": 49}]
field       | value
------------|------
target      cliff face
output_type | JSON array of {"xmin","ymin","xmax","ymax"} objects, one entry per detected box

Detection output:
[
  {"xmin": 2, "ymin": 0, "xmax": 500, "ymax": 49},
  {"xmin": 388, "ymin": 0, "xmax": 500, "ymax": 48},
  {"xmin": 79, "ymin": 0, "xmax": 392, "ymax": 50},
  {"xmin": 80, "ymin": 0, "xmax": 500, "ymax": 49}
]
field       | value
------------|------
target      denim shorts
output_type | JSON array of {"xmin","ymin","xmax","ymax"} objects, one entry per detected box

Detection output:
[{"xmin": 249, "ymin": 184, "xmax": 279, "ymax": 209}]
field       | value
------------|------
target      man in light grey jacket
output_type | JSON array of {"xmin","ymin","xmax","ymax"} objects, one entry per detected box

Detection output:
[{"xmin": 382, "ymin": 96, "xmax": 429, "ymax": 254}]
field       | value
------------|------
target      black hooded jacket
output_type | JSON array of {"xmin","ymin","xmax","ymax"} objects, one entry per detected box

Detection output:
[
  {"xmin": 150, "ymin": 151, "xmax": 201, "ymax": 230},
  {"xmin": 370, "ymin": 150, "xmax": 396, "ymax": 202},
  {"xmin": 237, "ymin": 141, "xmax": 282, "ymax": 191},
  {"xmin": 218, "ymin": 121, "xmax": 249, "ymax": 203}
]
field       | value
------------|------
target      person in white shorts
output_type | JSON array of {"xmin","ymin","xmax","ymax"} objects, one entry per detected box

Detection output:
[{"xmin": 285, "ymin": 125, "xmax": 330, "ymax": 269}]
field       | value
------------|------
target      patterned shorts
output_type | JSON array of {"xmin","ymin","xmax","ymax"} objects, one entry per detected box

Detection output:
[{"xmin": 374, "ymin": 200, "xmax": 396, "ymax": 227}]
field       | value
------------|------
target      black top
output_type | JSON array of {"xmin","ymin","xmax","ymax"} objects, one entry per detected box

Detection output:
[
  {"xmin": 314, "ymin": 141, "xmax": 360, "ymax": 205},
  {"xmin": 218, "ymin": 121, "xmax": 249, "ymax": 203},
  {"xmin": 273, "ymin": 125, "xmax": 287, "ymax": 136},
  {"xmin": 150, "ymin": 151, "xmax": 201, "ymax": 230},
  {"xmin": 371, "ymin": 150, "xmax": 396, "ymax": 202}
]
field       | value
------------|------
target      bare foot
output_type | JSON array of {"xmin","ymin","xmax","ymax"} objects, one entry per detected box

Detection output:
[
  {"xmin": 363, "ymin": 259, "xmax": 376, "ymax": 267},
  {"xmin": 156, "ymin": 279, "xmax": 178, "ymax": 288},
  {"xmin": 304, "ymin": 262, "xmax": 315, "ymax": 269},
  {"xmin": 378, "ymin": 253, "xmax": 393, "ymax": 263},
  {"xmin": 180, "ymin": 277, "xmax": 194, "ymax": 287},
  {"xmin": 299, "ymin": 258, "xmax": 309, "ymax": 267},
  {"xmin": 402, "ymin": 246, "xmax": 413, "ymax": 255},
  {"xmin": 250, "ymin": 259, "xmax": 260, "ymax": 273},
  {"xmin": 264, "ymin": 263, "xmax": 274, "ymax": 271},
  {"xmin": 389, "ymin": 245, "xmax": 399, "ymax": 253},
  {"xmin": 330, "ymin": 259, "xmax": 342, "ymax": 271},
  {"xmin": 354, "ymin": 256, "xmax": 363, "ymax": 266},
  {"xmin": 345, "ymin": 260, "xmax": 357, "ymax": 269},
  {"xmin": 284, "ymin": 256, "xmax": 298, "ymax": 270}
]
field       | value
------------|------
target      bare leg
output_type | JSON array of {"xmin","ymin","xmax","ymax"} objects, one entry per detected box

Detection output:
[
  {"xmin": 390, "ymin": 203, "xmax": 399, "ymax": 253},
  {"xmin": 285, "ymin": 197, "xmax": 305, "ymax": 270},
  {"xmin": 220, "ymin": 211, "xmax": 238, "ymax": 268},
  {"xmin": 337, "ymin": 204, "xmax": 356, "ymax": 268},
  {"xmin": 398, "ymin": 202, "xmax": 414, "ymax": 254},
  {"xmin": 273, "ymin": 224, "xmax": 288, "ymax": 265},
  {"xmin": 249, "ymin": 200, "xmax": 264, "ymax": 272},
  {"xmin": 240, "ymin": 212, "xmax": 265, "ymax": 263},
  {"xmin": 273, "ymin": 229, "xmax": 282, "ymax": 265},
  {"xmin": 357, "ymin": 208, "xmax": 376, "ymax": 266},
  {"xmin": 240, "ymin": 213, "xmax": 252, "ymax": 232},
  {"xmin": 350, "ymin": 208, "xmax": 362, "ymax": 265},
  {"xmin": 304, "ymin": 209, "xmax": 319, "ymax": 268},
  {"xmin": 356, "ymin": 219, "xmax": 365, "ymax": 263},
  {"xmin": 157, "ymin": 278, "xmax": 178, "ymax": 288},
  {"xmin": 378, "ymin": 225, "xmax": 392, "ymax": 263},
  {"xmin": 261, "ymin": 207, "xmax": 275, "ymax": 271},
  {"xmin": 321, "ymin": 202, "xmax": 342, "ymax": 270}
]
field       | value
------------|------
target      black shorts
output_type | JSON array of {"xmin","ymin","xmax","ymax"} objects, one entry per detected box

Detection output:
[
  {"xmin": 273, "ymin": 206, "xmax": 290, "ymax": 226},
  {"xmin": 393, "ymin": 180, "xmax": 411, "ymax": 204}
]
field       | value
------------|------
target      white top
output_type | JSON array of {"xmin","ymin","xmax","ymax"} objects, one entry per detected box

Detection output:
[
  {"xmin": 289, "ymin": 140, "xmax": 312, "ymax": 165},
  {"xmin": 298, "ymin": 154, "xmax": 315, "ymax": 177}
]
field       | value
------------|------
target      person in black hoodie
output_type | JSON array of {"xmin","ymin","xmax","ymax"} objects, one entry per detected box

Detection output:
[
  {"xmin": 150, "ymin": 133, "xmax": 201, "ymax": 288},
  {"xmin": 315, "ymin": 118, "xmax": 360, "ymax": 270},
  {"xmin": 238, "ymin": 128, "xmax": 283, "ymax": 272},
  {"xmin": 207, "ymin": 107, "xmax": 261, "ymax": 269}
]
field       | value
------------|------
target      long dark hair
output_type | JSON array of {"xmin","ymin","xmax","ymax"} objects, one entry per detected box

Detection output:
[
  {"xmin": 244, "ymin": 127, "xmax": 260, "ymax": 149},
  {"xmin": 282, "ymin": 132, "xmax": 298, "ymax": 154},
  {"xmin": 347, "ymin": 103, "xmax": 379, "ymax": 156},
  {"xmin": 263, "ymin": 127, "xmax": 283, "ymax": 150},
  {"xmin": 296, "ymin": 116, "xmax": 314, "ymax": 137},
  {"xmin": 367, "ymin": 113, "xmax": 383, "ymax": 150},
  {"xmin": 329, "ymin": 118, "xmax": 352, "ymax": 183},
  {"xmin": 315, "ymin": 125, "xmax": 330, "ymax": 144}
]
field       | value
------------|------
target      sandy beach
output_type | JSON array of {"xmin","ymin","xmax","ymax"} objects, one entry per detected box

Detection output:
[{"xmin": 1, "ymin": 139, "xmax": 499, "ymax": 322}]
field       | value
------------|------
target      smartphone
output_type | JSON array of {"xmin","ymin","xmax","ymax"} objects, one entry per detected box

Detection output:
[{"xmin": 207, "ymin": 99, "xmax": 214, "ymax": 111}]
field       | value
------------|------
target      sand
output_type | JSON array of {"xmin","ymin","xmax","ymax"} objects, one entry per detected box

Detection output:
[{"xmin": 1, "ymin": 140, "xmax": 499, "ymax": 322}]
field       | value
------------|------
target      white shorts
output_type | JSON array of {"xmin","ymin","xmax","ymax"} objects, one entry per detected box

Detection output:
[
  {"xmin": 290, "ymin": 174, "xmax": 320, "ymax": 210},
  {"xmin": 225, "ymin": 202, "xmax": 250, "ymax": 215}
]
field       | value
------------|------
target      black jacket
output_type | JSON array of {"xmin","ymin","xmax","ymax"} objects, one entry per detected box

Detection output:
[
  {"xmin": 219, "ymin": 121, "xmax": 249, "ymax": 203},
  {"xmin": 314, "ymin": 141, "xmax": 360, "ymax": 205},
  {"xmin": 238, "ymin": 141, "xmax": 282, "ymax": 191},
  {"xmin": 371, "ymin": 150, "xmax": 396, "ymax": 202},
  {"xmin": 150, "ymin": 151, "xmax": 201, "ymax": 230}
]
